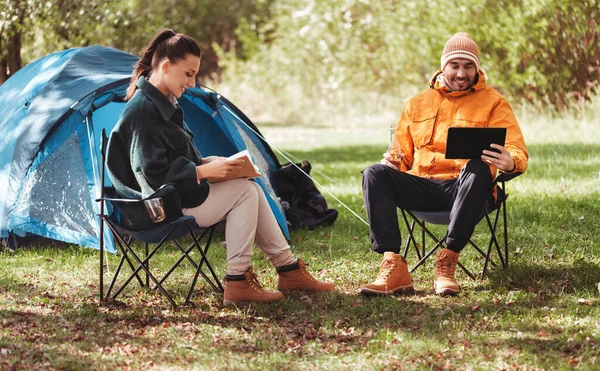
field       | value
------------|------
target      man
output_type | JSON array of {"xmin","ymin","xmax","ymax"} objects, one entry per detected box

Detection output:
[{"xmin": 360, "ymin": 32, "xmax": 528, "ymax": 296}]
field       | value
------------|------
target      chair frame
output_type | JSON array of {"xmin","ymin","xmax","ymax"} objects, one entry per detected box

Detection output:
[
  {"xmin": 97, "ymin": 129, "xmax": 223, "ymax": 307},
  {"xmin": 401, "ymin": 173, "xmax": 519, "ymax": 279}
]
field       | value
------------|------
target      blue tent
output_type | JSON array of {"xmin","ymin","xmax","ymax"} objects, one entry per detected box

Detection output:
[{"xmin": 0, "ymin": 45, "xmax": 287, "ymax": 253}]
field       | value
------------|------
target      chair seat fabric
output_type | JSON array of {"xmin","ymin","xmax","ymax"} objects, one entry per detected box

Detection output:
[
  {"xmin": 112, "ymin": 215, "xmax": 200, "ymax": 244},
  {"xmin": 410, "ymin": 211, "xmax": 451, "ymax": 225},
  {"xmin": 410, "ymin": 184, "xmax": 506, "ymax": 226}
]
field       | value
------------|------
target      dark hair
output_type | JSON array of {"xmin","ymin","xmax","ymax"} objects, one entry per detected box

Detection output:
[{"xmin": 125, "ymin": 29, "xmax": 201, "ymax": 101}]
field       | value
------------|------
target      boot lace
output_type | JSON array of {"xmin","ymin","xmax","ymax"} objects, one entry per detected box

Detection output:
[
  {"xmin": 247, "ymin": 272, "xmax": 264, "ymax": 292},
  {"xmin": 435, "ymin": 253, "xmax": 457, "ymax": 278},
  {"xmin": 376, "ymin": 259, "xmax": 397, "ymax": 281},
  {"xmin": 298, "ymin": 260, "xmax": 317, "ymax": 282}
]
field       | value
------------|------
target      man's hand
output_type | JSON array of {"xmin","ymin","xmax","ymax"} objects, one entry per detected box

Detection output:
[
  {"xmin": 482, "ymin": 144, "xmax": 515, "ymax": 172},
  {"xmin": 380, "ymin": 152, "xmax": 404, "ymax": 170}
]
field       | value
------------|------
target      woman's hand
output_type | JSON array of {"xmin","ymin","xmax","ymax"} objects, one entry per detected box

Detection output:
[
  {"xmin": 380, "ymin": 151, "xmax": 404, "ymax": 170},
  {"xmin": 482, "ymin": 144, "xmax": 515, "ymax": 172},
  {"xmin": 202, "ymin": 156, "xmax": 225, "ymax": 164},
  {"xmin": 196, "ymin": 158, "xmax": 244, "ymax": 182}
]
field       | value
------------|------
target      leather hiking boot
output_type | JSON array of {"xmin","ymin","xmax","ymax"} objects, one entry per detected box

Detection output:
[
  {"xmin": 359, "ymin": 252, "xmax": 414, "ymax": 296},
  {"xmin": 277, "ymin": 259, "xmax": 335, "ymax": 292},
  {"xmin": 434, "ymin": 248, "xmax": 461, "ymax": 296},
  {"xmin": 223, "ymin": 267, "xmax": 284, "ymax": 306}
]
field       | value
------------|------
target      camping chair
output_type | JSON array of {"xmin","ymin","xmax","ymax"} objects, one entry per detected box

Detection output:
[
  {"xmin": 401, "ymin": 173, "xmax": 521, "ymax": 280},
  {"xmin": 97, "ymin": 129, "xmax": 223, "ymax": 307}
]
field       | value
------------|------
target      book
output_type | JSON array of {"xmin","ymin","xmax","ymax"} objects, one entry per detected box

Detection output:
[{"xmin": 216, "ymin": 149, "xmax": 262, "ymax": 182}]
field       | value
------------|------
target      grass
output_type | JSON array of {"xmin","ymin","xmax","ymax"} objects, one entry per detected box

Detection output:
[{"xmin": 2, "ymin": 97, "xmax": 600, "ymax": 370}]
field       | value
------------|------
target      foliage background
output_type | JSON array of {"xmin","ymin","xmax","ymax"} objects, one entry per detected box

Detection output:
[{"xmin": 1, "ymin": 0, "xmax": 598, "ymax": 121}]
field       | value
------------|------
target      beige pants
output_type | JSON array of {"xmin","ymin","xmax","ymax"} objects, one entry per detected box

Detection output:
[{"xmin": 182, "ymin": 178, "xmax": 294, "ymax": 275}]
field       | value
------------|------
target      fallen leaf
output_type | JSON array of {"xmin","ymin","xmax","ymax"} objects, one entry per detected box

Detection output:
[{"xmin": 300, "ymin": 295, "xmax": 313, "ymax": 308}]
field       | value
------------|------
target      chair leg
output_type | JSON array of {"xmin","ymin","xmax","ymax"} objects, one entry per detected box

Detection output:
[
  {"xmin": 145, "ymin": 243, "xmax": 150, "ymax": 287},
  {"xmin": 104, "ymin": 226, "xmax": 145, "ymax": 301},
  {"xmin": 483, "ymin": 207, "xmax": 507, "ymax": 278},
  {"xmin": 401, "ymin": 210, "xmax": 421, "ymax": 260},
  {"xmin": 185, "ymin": 224, "xmax": 224, "ymax": 305},
  {"xmin": 405, "ymin": 211, "xmax": 477, "ymax": 279},
  {"xmin": 99, "ymin": 217, "xmax": 105, "ymax": 304},
  {"xmin": 155, "ymin": 225, "xmax": 222, "ymax": 294},
  {"xmin": 110, "ymin": 224, "xmax": 181, "ymax": 307},
  {"xmin": 116, "ymin": 242, "xmax": 178, "ymax": 307},
  {"xmin": 502, "ymin": 187, "xmax": 509, "ymax": 269}
]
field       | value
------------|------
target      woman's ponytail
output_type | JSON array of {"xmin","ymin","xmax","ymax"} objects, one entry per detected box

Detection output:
[{"xmin": 125, "ymin": 29, "xmax": 178, "ymax": 101}]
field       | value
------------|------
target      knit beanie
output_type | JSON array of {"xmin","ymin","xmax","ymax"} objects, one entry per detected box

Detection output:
[{"xmin": 440, "ymin": 32, "xmax": 480, "ymax": 71}]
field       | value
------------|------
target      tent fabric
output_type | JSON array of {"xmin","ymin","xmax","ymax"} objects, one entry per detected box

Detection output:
[{"xmin": 0, "ymin": 46, "xmax": 288, "ymax": 252}]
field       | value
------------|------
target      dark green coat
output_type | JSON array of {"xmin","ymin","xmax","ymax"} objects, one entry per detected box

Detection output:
[{"xmin": 106, "ymin": 77, "xmax": 209, "ymax": 208}]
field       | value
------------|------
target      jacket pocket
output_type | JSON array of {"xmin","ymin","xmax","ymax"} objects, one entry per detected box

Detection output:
[
  {"xmin": 409, "ymin": 108, "xmax": 438, "ymax": 147},
  {"xmin": 413, "ymin": 150, "xmax": 435, "ymax": 175},
  {"xmin": 454, "ymin": 111, "xmax": 489, "ymax": 127},
  {"xmin": 167, "ymin": 128, "xmax": 193, "ymax": 151}
]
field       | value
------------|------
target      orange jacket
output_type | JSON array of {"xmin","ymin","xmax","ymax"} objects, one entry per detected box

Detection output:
[{"xmin": 395, "ymin": 70, "xmax": 528, "ymax": 181}]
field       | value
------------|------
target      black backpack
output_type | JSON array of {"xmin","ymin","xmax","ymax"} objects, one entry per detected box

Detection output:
[{"xmin": 276, "ymin": 161, "xmax": 338, "ymax": 230}]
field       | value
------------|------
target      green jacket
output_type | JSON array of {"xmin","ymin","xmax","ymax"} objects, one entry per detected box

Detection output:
[{"xmin": 106, "ymin": 77, "xmax": 209, "ymax": 208}]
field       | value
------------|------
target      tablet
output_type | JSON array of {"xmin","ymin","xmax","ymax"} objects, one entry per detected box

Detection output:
[{"xmin": 445, "ymin": 127, "xmax": 507, "ymax": 159}]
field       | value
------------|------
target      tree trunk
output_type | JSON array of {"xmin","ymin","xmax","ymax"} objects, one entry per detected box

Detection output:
[
  {"xmin": 0, "ymin": 24, "xmax": 6, "ymax": 84},
  {"xmin": 7, "ymin": 31, "xmax": 23, "ymax": 78},
  {"xmin": 0, "ymin": 23, "xmax": 23, "ymax": 85}
]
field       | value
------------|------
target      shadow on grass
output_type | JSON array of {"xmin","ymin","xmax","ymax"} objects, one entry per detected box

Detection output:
[
  {"xmin": 2, "ymin": 253, "xmax": 599, "ymax": 370},
  {"xmin": 486, "ymin": 258, "xmax": 600, "ymax": 294}
]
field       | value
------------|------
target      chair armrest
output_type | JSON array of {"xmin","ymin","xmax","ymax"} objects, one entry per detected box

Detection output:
[
  {"xmin": 100, "ymin": 184, "xmax": 183, "ymax": 232},
  {"xmin": 95, "ymin": 197, "xmax": 140, "ymax": 203},
  {"xmin": 495, "ymin": 172, "xmax": 522, "ymax": 184},
  {"xmin": 95, "ymin": 183, "xmax": 176, "ymax": 203}
]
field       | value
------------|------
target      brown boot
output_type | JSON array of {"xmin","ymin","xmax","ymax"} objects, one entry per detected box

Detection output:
[
  {"xmin": 277, "ymin": 259, "xmax": 335, "ymax": 292},
  {"xmin": 359, "ymin": 252, "xmax": 414, "ymax": 296},
  {"xmin": 223, "ymin": 267, "xmax": 284, "ymax": 306},
  {"xmin": 434, "ymin": 248, "xmax": 460, "ymax": 295}
]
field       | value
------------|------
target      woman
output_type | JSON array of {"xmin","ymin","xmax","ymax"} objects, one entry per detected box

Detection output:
[{"xmin": 107, "ymin": 29, "xmax": 334, "ymax": 305}]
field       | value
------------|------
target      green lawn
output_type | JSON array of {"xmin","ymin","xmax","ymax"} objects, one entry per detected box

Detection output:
[{"xmin": 1, "ymin": 105, "xmax": 599, "ymax": 370}]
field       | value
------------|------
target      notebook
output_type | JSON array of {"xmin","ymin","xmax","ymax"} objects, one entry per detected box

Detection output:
[{"xmin": 445, "ymin": 127, "xmax": 507, "ymax": 159}]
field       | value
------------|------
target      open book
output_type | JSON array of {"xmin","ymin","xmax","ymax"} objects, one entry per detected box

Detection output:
[{"xmin": 217, "ymin": 149, "xmax": 262, "ymax": 182}]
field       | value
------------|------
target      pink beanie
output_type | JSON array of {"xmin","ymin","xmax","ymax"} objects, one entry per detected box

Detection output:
[{"xmin": 440, "ymin": 32, "xmax": 480, "ymax": 71}]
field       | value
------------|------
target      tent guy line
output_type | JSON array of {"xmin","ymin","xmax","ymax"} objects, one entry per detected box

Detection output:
[{"xmin": 220, "ymin": 104, "xmax": 371, "ymax": 227}]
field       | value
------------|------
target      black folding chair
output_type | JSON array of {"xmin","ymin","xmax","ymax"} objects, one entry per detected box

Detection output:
[
  {"xmin": 401, "ymin": 173, "xmax": 521, "ymax": 280},
  {"xmin": 97, "ymin": 129, "xmax": 223, "ymax": 307}
]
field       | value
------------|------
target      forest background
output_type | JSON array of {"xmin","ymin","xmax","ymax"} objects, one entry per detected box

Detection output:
[{"xmin": 1, "ymin": 0, "xmax": 598, "ymax": 128}]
